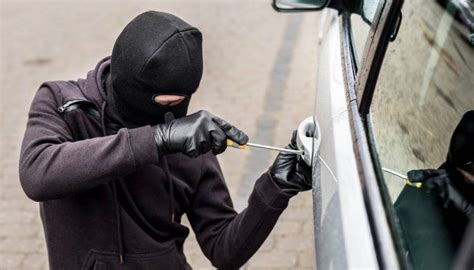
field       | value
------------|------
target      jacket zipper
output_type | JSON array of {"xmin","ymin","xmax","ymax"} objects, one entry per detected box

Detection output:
[{"xmin": 57, "ymin": 99, "xmax": 95, "ymax": 114}]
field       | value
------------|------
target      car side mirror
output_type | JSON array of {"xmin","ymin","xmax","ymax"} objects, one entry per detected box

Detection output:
[
  {"xmin": 272, "ymin": 0, "xmax": 329, "ymax": 12},
  {"xmin": 272, "ymin": 0, "xmax": 384, "ymax": 26}
]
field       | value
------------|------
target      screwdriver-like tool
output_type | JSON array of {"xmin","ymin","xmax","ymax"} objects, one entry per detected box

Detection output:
[
  {"xmin": 226, "ymin": 139, "xmax": 304, "ymax": 155},
  {"xmin": 382, "ymin": 167, "xmax": 422, "ymax": 188}
]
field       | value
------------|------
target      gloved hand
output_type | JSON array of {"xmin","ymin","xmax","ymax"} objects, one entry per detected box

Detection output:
[
  {"xmin": 270, "ymin": 130, "xmax": 312, "ymax": 195},
  {"xmin": 153, "ymin": 110, "xmax": 248, "ymax": 158},
  {"xmin": 408, "ymin": 168, "xmax": 474, "ymax": 219}
]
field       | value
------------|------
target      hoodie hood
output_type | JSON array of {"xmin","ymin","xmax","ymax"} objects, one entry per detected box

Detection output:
[
  {"xmin": 77, "ymin": 56, "xmax": 111, "ymax": 108},
  {"xmin": 110, "ymin": 11, "xmax": 203, "ymax": 126}
]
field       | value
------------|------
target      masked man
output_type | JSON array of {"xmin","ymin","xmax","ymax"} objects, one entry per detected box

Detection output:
[
  {"xmin": 19, "ymin": 11, "xmax": 312, "ymax": 269},
  {"xmin": 408, "ymin": 110, "xmax": 474, "ymax": 219}
]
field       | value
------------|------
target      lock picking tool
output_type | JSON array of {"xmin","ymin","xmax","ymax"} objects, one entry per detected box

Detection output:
[
  {"xmin": 382, "ymin": 167, "xmax": 423, "ymax": 188},
  {"xmin": 226, "ymin": 116, "xmax": 321, "ymax": 167},
  {"xmin": 226, "ymin": 140, "xmax": 304, "ymax": 155}
]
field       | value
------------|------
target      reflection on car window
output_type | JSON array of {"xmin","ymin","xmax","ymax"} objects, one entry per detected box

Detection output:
[
  {"xmin": 369, "ymin": 0, "xmax": 473, "ymax": 268},
  {"xmin": 362, "ymin": 0, "xmax": 382, "ymax": 23},
  {"xmin": 351, "ymin": 0, "xmax": 383, "ymax": 69},
  {"xmin": 351, "ymin": 14, "xmax": 371, "ymax": 67}
]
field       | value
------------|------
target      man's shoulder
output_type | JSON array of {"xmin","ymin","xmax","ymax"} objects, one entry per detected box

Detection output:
[{"xmin": 40, "ymin": 80, "xmax": 82, "ymax": 100}]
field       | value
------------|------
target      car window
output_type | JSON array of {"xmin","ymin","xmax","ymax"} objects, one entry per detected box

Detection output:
[
  {"xmin": 351, "ymin": 14, "xmax": 371, "ymax": 67},
  {"xmin": 350, "ymin": 0, "xmax": 383, "ymax": 68},
  {"xmin": 362, "ymin": 0, "xmax": 382, "ymax": 23},
  {"xmin": 369, "ymin": 0, "xmax": 473, "ymax": 268}
]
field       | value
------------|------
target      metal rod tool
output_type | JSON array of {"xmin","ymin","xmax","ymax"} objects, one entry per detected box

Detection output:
[
  {"xmin": 226, "ymin": 139, "xmax": 303, "ymax": 155},
  {"xmin": 382, "ymin": 167, "xmax": 422, "ymax": 188}
]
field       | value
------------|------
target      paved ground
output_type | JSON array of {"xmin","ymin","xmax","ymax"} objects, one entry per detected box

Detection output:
[{"xmin": 0, "ymin": 1, "xmax": 319, "ymax": 269}]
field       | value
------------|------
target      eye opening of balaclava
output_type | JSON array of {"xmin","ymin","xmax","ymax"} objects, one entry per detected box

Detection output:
[
  {"xmin": 151, "ymin": 93, "xmax": 190, "ymax": 106},
  {"xmin": 110, "ymin": 10, "xmax": 203, "ymax": 126}
]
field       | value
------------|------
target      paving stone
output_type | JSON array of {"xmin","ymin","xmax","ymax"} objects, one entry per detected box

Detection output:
[
  {"xmin": 302, "ymin": 221, "xmax": 314, "ymax": 235},
  {"xmin": 0, "ymin": 238, "xmax": 43, "ymax": 254},
  {"xmin": 297, "ymin": 250, "xmax": 315, "ymax": 268},
  {"xmin": 0, "ymin": 225, "xmax": 40, "ymax": 238},
  {"xmin": 271, "ymin": 220, "xmax": 302, "ymax": 235},
  {"xmin": 0, "ymin": 254, "xmax": 25, "ymax": 269},
  {"xmin": 0, "ymin": 187, "xmax": 28, "ymax": 201},
  {"xmin": 246, "ymin": 250, "xmax": 298, "ymax": 268},
  {"xmin": 257, "ymin": 237, "xmax": 275, "ymax": 252},
  {"xmin": 276, "ymin": 235, "xmax": 314, "ymax": 251},
  {"xmin": 35, "ymin": 243, "xmax": 48, "ymax": 261},
  {"xmin": 279, "ymin": 207, "xmax": 313, "ymax": 221},
  {"xmin": 0, "ymin": 200, "xmax": 32, "ymax": 211},
  {"xmin": 21, "ymin": 254, "xmax": 47, "ymax": 270},
  {"xmin": 185, "ymin": 253, "xmax": 213, "ymax": 269},
  {"xmin": 0, "ymin": 211, "xmax": 36, "ymax": 225},
  {"xmin": 295, "ymin": 192, "xmax": 313, "ymax": 207}
]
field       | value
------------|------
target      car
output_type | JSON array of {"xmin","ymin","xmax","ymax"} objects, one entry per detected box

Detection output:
[{"xmin": 273, "ymin": 0, "xmax": 474, "ymax": 269}]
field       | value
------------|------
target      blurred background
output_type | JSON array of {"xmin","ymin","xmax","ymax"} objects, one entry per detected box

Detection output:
[{"xmin": 0, "ymin": 0, "xmax": 320, "ymax": 269}]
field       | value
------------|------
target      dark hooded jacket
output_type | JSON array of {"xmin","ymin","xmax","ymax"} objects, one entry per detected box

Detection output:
[{"xmin": 18, "ymin": 57, "xmax": 293, "ymax": 269}]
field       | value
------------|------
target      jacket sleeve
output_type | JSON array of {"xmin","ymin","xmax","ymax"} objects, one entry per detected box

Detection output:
[
  {"xmin": 19, "ymin": 86, "xmax": 158, "ymax": 202},
  {"xmin": 187, "ymin": 153, "xmax": 293, "ymax": 269}
]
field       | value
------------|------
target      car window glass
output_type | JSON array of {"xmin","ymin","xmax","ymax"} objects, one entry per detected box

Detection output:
[
  {"xmin": 369, "ymin": 0, "xmax": 473, "ymax": 268},
  {"xmin": 350, "ymin": 0, "xmax": 383, "ymax": 68},
  {"xmin": 351, "ymin": 14, "xmax": 371, "ymax": 67},
  {"xmin": 362, "ymin": 0, "xmax": 382, "ymax": 23}
]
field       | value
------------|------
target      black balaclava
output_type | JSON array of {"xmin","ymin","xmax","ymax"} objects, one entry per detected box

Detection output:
[
  {"xmin": 447, "ymin": 110, "xmax": 474, "ymax": 174},
  {"xmin": 110, "ymin": 11, "xmax": 203, "ymax": 126}
]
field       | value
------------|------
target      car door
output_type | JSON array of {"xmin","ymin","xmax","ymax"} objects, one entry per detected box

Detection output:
[
  {"xmin": 311, "ymin": 7, "xmax": 380, "ymax": 270},
  {"xmin": 274, "ymin": 0, "xmax": 405, "ymax": 268},
  {"xmin": 272, "ymin": 0, "xmax": 449, "ymax": 268},
  {"xmin": 314, "ymin": 0, "xmax": 407, "ymax": 268},
  {"xmin": 340, "ymin": 0, "xmax": 407, "ymax": 269}
]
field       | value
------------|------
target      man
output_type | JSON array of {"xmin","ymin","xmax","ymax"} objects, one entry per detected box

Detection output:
[
  {"xmin": 396, "ymin": 111, "xmax": 474, "ymax": 269},
  {"xmin": 408, "ymin": 110, "xmax": 474, "ymax": 219},
  {"xmin": 19, "ymin": 11, "xmax": 312, "ymax": 269}
]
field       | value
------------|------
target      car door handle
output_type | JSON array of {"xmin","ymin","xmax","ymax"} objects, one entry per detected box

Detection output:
[{"xmin": 297, "ymin": 116, "xmax": 321, "ymax": 166}]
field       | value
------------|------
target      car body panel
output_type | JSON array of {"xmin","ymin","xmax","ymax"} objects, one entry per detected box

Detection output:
[{"xmin": 312, "ymin": 10, "xmax": 378, "ymax": 269}]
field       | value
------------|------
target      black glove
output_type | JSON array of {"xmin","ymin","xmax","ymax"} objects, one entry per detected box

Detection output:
[
  {"xmin": 270, "ymin": 130, "xmax": 312, "ymax": 195},
  {"xmin": 408, "ymin": 168, "xmax": 474, "ymax": 219},
  {"xmin": 153, "ymin": 110, "xmax": 248, "ymax": 158}
]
